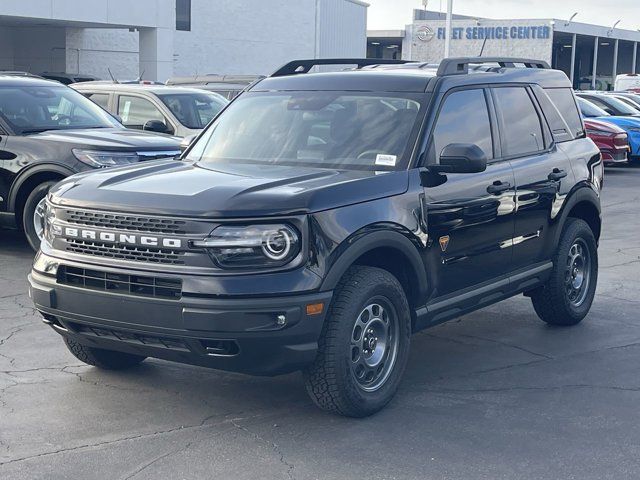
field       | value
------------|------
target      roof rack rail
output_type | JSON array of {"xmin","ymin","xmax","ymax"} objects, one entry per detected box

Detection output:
[
  {"xmin": 271, "ymin": 58, "xmax": 411, "ymax": 77},
  {"xmin": 436, "ymin": 57, "xmax": 551, "ymax": 76}
]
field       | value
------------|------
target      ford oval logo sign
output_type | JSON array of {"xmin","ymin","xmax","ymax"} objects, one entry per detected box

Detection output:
[{"xmin": 416, "ymin": 25, "xmax": 435, "ymax": 42}]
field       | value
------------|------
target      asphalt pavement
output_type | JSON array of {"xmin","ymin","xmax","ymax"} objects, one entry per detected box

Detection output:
[{"xmin": 1, "ymin": 166, "xmax": 639, "ymax": 480}]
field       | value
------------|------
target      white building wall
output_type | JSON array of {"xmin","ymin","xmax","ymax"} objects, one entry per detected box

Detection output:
[
  {"xmin": 59, "ymin": 0, "xmax": 367, "ymax": 80},
  {"xmin": 173, "ymin": 0, "xmax": 318, "ymax": 76},
  {"xmin": 317, "ymin": 0, "xmax": 368, "ymax": 58},
  {"xmin": 65, "ymin": 28, "xmax": 139, "ymax": 79},
  {"xmin": 0, "ymin": 0, "xmax": 366, "ymax": 80}
]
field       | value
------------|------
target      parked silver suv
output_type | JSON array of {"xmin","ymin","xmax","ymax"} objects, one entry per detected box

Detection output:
[{"xmin": 72, "ymin": 83, "xmax": 228, "ymax": 137}]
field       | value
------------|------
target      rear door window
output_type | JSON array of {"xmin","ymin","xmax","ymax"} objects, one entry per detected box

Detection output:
[
  {"xmin": 544, "ymin": 88, "xmax": 584, "ymax": 139},
  {"xmin": 492, "ymin": 87, "xmax": 544, "ymax": 157}
]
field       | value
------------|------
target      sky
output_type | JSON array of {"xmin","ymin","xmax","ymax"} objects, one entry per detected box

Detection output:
[{"xmin": 367, "ymin": 0, "xmax": 640, "ymax": 31}]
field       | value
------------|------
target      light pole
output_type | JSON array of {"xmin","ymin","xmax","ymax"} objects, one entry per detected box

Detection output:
[{"xmin": 444, "ymin": 0, "xmax": 453, "ymax": 58}]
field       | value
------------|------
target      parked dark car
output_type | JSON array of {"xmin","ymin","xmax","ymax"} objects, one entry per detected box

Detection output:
[
  {"xmin": 30, "ymin": 58, "xmax": 602, "ymax": 417},
  {"xmin": 583, "ymin": 118, "xmax": 629, "ymax": 165},
  {"xmin": 0, "ymin": 75, "xmax": 181, "ymax": 249}
]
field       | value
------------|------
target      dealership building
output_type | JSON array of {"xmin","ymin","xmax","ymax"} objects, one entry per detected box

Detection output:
[
  {"xmin": 368, "ymin": 10, "xmax": 640, "ymax": 90},
  {"xmin": 0, "ymin": 0, "xmax": 368, "ymax": 82}
]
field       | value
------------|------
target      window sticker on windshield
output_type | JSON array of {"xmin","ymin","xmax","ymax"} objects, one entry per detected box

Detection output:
[{"xmin": 375, "ymin": 154, "xmax": 397, "ymax": 166}]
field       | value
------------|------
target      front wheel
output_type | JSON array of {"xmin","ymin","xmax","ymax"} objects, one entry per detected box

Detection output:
[
  {"xmin": 304, "ymin": 266, "xmax": 411, "ymax": 417},
  {"xmin": 531, "ymin": 218, "xmax": 598, "ymax": 326},
  {"xmin": 22, "ymin": 180, "xmax": 57, "ymax": 251}
]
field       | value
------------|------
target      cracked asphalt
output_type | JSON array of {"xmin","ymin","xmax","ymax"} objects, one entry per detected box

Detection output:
[{"xmin": 1, "ymin": 167, "xmax": 639, "ymax": 480}]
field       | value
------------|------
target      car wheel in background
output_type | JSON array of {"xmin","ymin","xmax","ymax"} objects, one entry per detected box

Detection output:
[{"xmin": 22, "ymin": 180, "xmax": 57, "ymax": 251}]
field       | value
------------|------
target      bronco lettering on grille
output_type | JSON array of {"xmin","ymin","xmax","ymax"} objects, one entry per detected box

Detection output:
[{"xmin": 63, "ymin": 227, "xmax": 182, "ymax": 249}]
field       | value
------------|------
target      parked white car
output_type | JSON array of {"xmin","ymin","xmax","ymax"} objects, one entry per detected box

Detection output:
[{"xmin": 614, "ymin": 74, "xmax": 640, "ymax": 92}]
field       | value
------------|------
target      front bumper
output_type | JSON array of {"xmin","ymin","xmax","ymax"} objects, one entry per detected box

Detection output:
[
  {"xmin": 29, "ymin": 268, "xmax": 332, "ymax": 376},
  {"xmin": 601, "ymin": 148, "xmax": 628, "ymax": 164}
]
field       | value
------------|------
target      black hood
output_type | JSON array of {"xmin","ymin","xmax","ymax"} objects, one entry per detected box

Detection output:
[
  {"xmin": 30, "ymin": 128, "xmax": 181, "ymax": 151},
  {"xmin": 50, "ymin": 161, "xmax": 409, "ymax": 218}
]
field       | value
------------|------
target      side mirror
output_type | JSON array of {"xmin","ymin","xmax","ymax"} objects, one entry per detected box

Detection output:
[
  {"xmin": 143, "ymin": 119, "xmax": 170, "ymax": 133},
  {"xmin": 428, "ymin": 143, "xmax": 487, "ymax": 174},
  {"xmin": 180, "ymin": 134, "xmax": 198, "ymax": 154}
]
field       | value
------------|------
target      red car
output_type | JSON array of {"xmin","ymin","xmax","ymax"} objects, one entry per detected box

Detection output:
[{"xmin": 584, "ymin": 118, "xmax": 629, "ymax": 165}]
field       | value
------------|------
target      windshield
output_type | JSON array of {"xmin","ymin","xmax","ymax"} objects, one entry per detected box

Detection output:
[
  {"xmin": 186, "ymin": 91, "xmax": 425, "ymax": 171},
  {"xmin": 614, "ymin": 95, "xmax": 640, "ymax": 110},
  {"xmin": 157, "ymin": 92, "xmax": 228, "ymax": 129},
  {"xmin": 578, "ymin": 98, "xmax": 609, "ymax": 117},
  {"xmin": 600, "ymin": 95, "xmax": 640, "ymax": 115},
  {"xmin": 0, "ymin": 85, "xmax": 120, "ymax": 134}
]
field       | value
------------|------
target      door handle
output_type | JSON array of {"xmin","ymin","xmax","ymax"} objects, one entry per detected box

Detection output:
[
  {"xmin": 486, "ymin": 180, "xmax": 511, "ymax": 195},
  {"xmin": 548, "ymin": 168, "xmax": 567, "ymax": 181}
]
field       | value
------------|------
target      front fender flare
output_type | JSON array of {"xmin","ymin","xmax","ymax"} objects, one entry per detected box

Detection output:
[
  {"xmin": 320, "ymin": 229, "xmax": 428, "ymax": 300},
  {"xmin": 8, "ymin": 163, "xmax": 76, "ymax": 212}
]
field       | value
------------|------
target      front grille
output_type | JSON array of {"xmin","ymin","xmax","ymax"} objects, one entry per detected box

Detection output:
[
  {"xmin": 64, "ymin": 209, "xmax": 187, "ymax": 234},
  {"xmin": 58, "ymin": 265, "xmax": 182, "ymax": 299},
  {"xmin": 66, "ymin": 239, "xmax": 185, "ymax": 265},
  {"xmin": 66, "ymin": 322, "xmax": 190, "ymax": 352}
]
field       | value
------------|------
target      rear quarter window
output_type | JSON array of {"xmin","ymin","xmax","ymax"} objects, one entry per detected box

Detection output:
[{"xmin": 543, "ymin": 88, "xmax": 584, "ymax": 140}]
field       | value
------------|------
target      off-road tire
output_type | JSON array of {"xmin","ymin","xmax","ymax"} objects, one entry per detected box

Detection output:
[
  {"xmin": 304, "ymin": 266, "xmax": 411, "ymax": 417},
  {"xmin": 531, "ymin": 218, "xmax": 598, "ymax": 326},
  {"xmin": 63, "ymin": 337, "xmax": 146, "ymax": 370}
]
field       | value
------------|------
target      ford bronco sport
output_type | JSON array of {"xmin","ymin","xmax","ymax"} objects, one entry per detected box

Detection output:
[{"xmin": 29, "ymin": 58, "xmax": 602, "ymax": 417}]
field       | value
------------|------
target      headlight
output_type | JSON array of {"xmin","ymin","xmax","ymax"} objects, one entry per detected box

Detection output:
[
  {"xmin": 193, "ymin": 224, "xmax": 300, "ymax": 269},
  {"xmin": 42, "ymin": 201, "xmax": 60, "ymax": 246},
  {"xmin": 72, "ymin": 149, "xmax": 140, "ymax": 168}
]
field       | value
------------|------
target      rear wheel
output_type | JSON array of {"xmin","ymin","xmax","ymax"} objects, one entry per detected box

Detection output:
[
  {"xmin": 63, "ymin": 337, "xmax": 146, "ymax": 370},
  {"xmin": 22, "ymin": 180, "xmax": 57, "ymax": 251},
  {"xmin": 531, "ymin": 218, "xmax": 598, "ymax": 326},
  {"xmin": 304, "ymin": 266, "xmax": 411, "ymax": 417}
]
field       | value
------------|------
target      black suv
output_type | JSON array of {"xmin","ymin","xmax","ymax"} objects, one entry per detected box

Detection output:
[
  {"xmin": 29, "ymin": 58, "xmax": 603, "ymax": 417},
  {"xmin": 0, "ymin": 75, "xmax": 181, "ymax": 249}
]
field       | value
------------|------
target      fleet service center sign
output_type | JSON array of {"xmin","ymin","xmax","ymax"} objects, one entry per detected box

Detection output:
[
  {"xmin": 417, "ymin": 24, "xmax": 551, "ymax": 42},
  {"xmin": 411, "ymin": 20, "xmax": 554, "ymax": 65}
]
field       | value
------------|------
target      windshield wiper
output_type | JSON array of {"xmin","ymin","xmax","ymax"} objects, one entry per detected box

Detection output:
[{"xmin": 20, "ymin": 128, "xmax": 52, "ymax": 135}]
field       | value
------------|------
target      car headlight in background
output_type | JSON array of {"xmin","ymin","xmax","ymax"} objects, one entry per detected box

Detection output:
[
  {"xmin": 72, "ymin": 149, "xmax": 141, "ymax": 168},
  {"xmin": 41, "ymin": 201, "xmax": 60, "ymax": 246},
  {"xmin": 192, "ymin": 224, "xmax": 301, "ymax": 269}
]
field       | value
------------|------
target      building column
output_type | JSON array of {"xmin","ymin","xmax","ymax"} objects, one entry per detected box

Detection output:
[
  {"xmin": 139, "ymin": 27, "xmax": 173, "ymax": 82},
  {"xmin": 633, "ymin": 42, "xmax": 638, "ymax": 74},
  {"xmin": 612, "ymin": 39, "xmax": 619, "ymax": 89},
  {"xmin": 569, "ymin": 33, "xmax": 577, "ymax": 87},
  {"xmin": 592, "ymin": 36, "xmax": 599, "ymax": 90}
]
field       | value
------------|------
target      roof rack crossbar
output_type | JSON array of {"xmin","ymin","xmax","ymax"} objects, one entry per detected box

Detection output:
[
  {"xmin": 270, "ymin": 58, "xmax": 411, "ymax": 77},
  {"xmin": 437, "ymin": 57, "xmax": 551, "ymax": 76}
]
